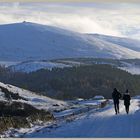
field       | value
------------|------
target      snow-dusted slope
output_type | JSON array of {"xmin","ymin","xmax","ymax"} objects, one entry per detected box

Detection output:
[
  {"xmin": 7, "ymin": 58, "xmax": 140, "ymax": 74},
  {"xmin": 24, "ymin": 97, "xmax": 140, "ymax": 138},
  {"xmin": 9, "ymin": 60, "xmax": 71, "ymax": 73},
  {"xmin": 0, "ymin": 82, "xmax": 68, "ymax": 112},
  {"xmin": 91, "ymin": 34, "xmax": 140, "ymax": 52},
  {"xmin": 0, "ymin": 22, "xmax": 140, "ymax": 61}
]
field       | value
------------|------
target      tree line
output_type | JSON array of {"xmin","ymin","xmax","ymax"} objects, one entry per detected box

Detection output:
[{"xmin": 0, "ymin": 64, "xmax": 140, "ymax": 100}]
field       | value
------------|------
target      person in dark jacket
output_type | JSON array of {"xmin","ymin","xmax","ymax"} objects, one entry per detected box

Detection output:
[
  {"xmin": 123, "ymin": 89, "xmax": 131, "ymax": 114},
  {"xmin": 112, "ymin": 88, "xmax": 122, "ymax": 115}
]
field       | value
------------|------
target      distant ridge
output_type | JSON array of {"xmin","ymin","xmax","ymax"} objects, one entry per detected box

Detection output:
[{"xmin": 0, "ymin": 22, "xmax": 140, "ymax": 61}]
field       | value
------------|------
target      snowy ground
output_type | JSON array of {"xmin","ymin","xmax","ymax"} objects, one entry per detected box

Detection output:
[
  {"xmin": 24, "ymin": 97, "xmax": 140, "ymax": 138},
  {"xmin": 1, "ymin": 81, "xmax": 140, "ymax": 138},
  {"xmin": 9, "ymin": 61, "xmax": 71, "ymax": 73},
  {"xmin": 0, "ymin": 81, "xmax": 107, "ymax": 138},
  {"xmin": 0, "ymin": 61, "xmax": 19, "ymax": 67},
  {"xmin": 119, "ymin": 66, "xmax": 140, "ymax": 75},
  {"xmin": 0, "ymin": 82, "xmax": 69, "ymax": 112}
]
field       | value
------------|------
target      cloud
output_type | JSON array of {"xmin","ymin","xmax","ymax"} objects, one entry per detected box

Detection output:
[{"xmin": 0, "ymin": 2, "xmax": 140, "ymax": 39}]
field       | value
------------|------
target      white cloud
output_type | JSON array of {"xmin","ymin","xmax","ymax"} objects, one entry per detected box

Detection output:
[{"xmin": 0, "ymin": 2, "xmax": 140, "ymax": 39}]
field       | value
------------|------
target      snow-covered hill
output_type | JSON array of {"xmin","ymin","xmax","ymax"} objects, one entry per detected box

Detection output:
[
  {"xmin": 0, "ymin": 22, "xmax": 140, "ymax": 62},
  {"xmin": 7, "ymin": 58, "xmax": 140, "ymax": 74},
  {"xmin": 91, "ymin": 33, "xmax": 140, "ymax": 52},
  {"xmin": 0, "ymin": 82, "xmax": 68, "ymax": 112},
  {"xmin": 9, "ymin": 60, "xmax": 71, "ymax": 73}
]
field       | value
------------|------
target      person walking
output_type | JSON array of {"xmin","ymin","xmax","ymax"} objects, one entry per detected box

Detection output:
[
  {"xmin": 123, "ymin": 89, "xmax": 131, "ymax": 114},
  {"xmin": 112, "ymin": 88, "xmax": 122, "ymax": 115}
]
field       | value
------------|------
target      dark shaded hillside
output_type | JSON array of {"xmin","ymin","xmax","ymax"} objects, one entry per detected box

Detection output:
[
  {"xmin": 0, "ymin": 64, "xmax": 140, "ymax": 100},
  {"xmin": 0, "ymin": 84, "xmax": 54, "ymax": 133}
]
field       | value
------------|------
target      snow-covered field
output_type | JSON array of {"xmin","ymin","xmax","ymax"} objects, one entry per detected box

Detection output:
[
  {"xmin": 0, "ymin": 61, "xmax": 20, "ymax": 67},
  {"xmin": 23, "ymin": 97, "xmax": 140, "ymax": 138},
  {"xmin": 1, "ymin": 81, "xmax": 140, "ymax": 138},
  {"xmin": 119, "ymin": 66, "xmax": 140, "ymax": 75},
  {"xmin": 9, "ymin": 61, "xmax": 71, "ymax": 73},
  {"xmin": 118, "ymin": 61, "xmax": 140, "ymax": 75},
  {"xmin": 1, "ymin": 58, "xmax": 140, "ymax": 75}
]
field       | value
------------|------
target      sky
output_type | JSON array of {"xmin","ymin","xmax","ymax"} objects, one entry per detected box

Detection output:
[{"xmin": 0, "ymin": 2, "xmax": 140, "ymax": 39}]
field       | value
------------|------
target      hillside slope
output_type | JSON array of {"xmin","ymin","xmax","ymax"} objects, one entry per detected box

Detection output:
[
  {"xmin": 91, "ymin": 34, "xmax": 140, "ymax": 52},
  {"xmin": 0, "ymin": 22, "xmax": 140, "ymax": 61},
  {"xmin": 0, "ymin": 82, "xmax": 68, "ymax": 112}
]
